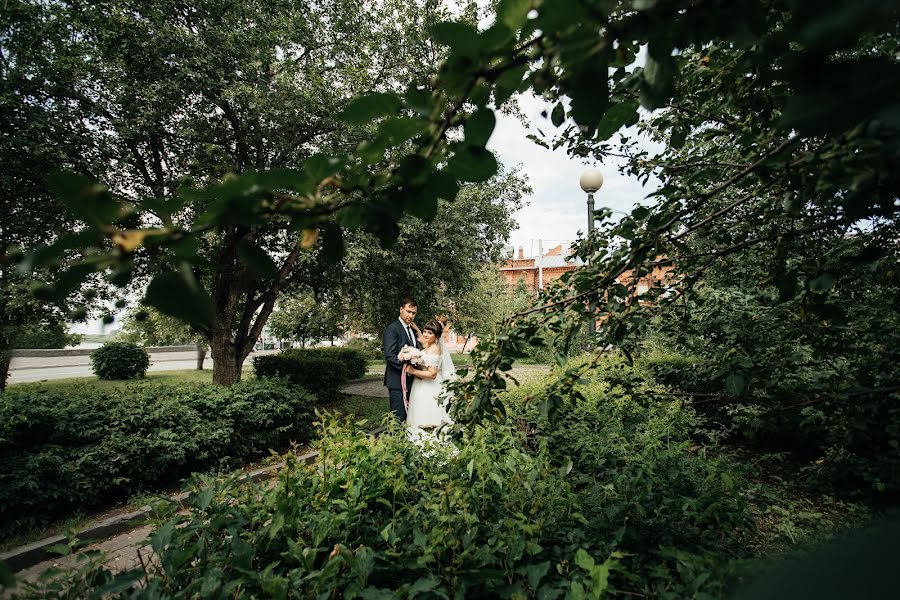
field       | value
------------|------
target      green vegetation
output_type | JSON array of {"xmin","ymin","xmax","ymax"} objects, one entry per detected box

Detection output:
[
  {"xmin": 89, "ymin": 342, "xmax": 151, "ymax": 380},
  {"xmin": 0, "ymin": 378, "xmax": 316, "ymax": 538},
  {"xmin": 14, "ymin": 362, "xmax": 868, "ymax": 598},
  {"xmin": 254, "ymin": 348, "xmax": 368, "ymax": 402}
]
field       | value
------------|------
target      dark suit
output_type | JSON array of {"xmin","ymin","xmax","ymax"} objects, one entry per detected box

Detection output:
[{"xmin": 383, "ymin": 319, "xmax": 417, "ymax": 420}]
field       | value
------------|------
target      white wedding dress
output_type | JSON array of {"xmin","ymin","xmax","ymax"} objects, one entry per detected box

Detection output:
[{"xmin": 406, "ymin": 343, "xmax": 455, "ymax": 443}]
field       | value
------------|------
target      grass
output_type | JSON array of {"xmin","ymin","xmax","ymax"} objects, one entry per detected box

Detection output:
[
  {"xmin": 323, "ymin": 394, "xmax": 390, "ymax": 427},
  {"xmin": 8, "ymin": 368, "xmax": 248, "ymax": 391}
]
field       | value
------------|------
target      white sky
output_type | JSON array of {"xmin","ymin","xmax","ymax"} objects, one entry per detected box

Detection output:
[{"xmin": 490, "ymin": 93, "xmax": 662, "ymax": 258}]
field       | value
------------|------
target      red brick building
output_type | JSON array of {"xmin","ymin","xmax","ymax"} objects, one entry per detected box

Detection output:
[{"xmin": 500, "ymin": 244, "xmax": 673, "ymax": 293}]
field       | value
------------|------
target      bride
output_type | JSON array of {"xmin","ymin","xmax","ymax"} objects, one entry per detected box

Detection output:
[{"xmin": 405, "ymin": 318, "xmax": 455, "ymax": 441}]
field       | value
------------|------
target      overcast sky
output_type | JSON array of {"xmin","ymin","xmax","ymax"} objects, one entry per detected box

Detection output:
[{"xmin": 489, "ymin": 93, "xmax": 662, "ymax": 258}]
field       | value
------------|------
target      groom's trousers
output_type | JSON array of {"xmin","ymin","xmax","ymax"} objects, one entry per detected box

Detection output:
[{"xmin": 388, "ymin": 387, "xmax": 407, "ymax": 421}]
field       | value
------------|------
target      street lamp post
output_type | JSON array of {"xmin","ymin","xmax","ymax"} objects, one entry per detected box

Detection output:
[{"xmin": 579, "ymin": 169, "xmax": 604, "ymax": 334}]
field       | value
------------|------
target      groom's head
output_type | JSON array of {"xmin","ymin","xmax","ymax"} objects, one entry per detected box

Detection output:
[{"xmin": 399, "ymin": 297, "xmax": 417, "ymax": 324}]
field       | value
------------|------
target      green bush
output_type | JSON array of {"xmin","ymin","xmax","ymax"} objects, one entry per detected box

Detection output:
[
  {"xmin": 19, "ymin": 365, "xmax": 762, "ymax": 598},
  {"xmin": 343, "ymin": 337, "xmax": 382, "ymax": 360},
  {"xmin": 297, "ymin": 347, "xmax": 368, "ymax": 379},
  {"xmin": 0, "ymin": 378, "xmax": 314, "ymax": 535},
  {"xmin": 254, "ymin": 347, "xmax": 367, "ymax": 400},
  {"xmin": 89, "ymin": 342, "xmax": 151, "ymax": 379},
  {"xmin": 502, "ymin": 370, "xmax": 755, "ymax": 597},
  {"xmin": 24, "ymin": 417, "xmax": 620, "ymax": 598}
]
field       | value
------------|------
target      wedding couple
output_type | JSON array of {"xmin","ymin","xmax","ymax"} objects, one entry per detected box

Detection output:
[{"xmin": 382, "ymin": 297, "xmax": 455, "ymax": 440}]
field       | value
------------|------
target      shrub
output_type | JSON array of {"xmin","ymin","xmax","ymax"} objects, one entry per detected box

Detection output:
[
  {"xmin": 89, "ymin": 342, "xmax": 150, "ymax": 380},
  {"xmin": 343, "ymin": 337, "xmax": 383, "ymax": 360},
  {"xmin": 0, "ymin": 378, "xmax": 315, "ymax": 535},
  {"xmin": 297, "ymin": 347, "xmax": 368, "ymax": 379},
  {"xmin": 24, "ymin": 417, "xmax": 618, "ymax": 598},
  {"xmin": 254, "ymin": 347, "xmax": 367, "ymax": 400},
  {"xmin": 501, "ymin": 368, "xmax": 756, "ymax": 597}
]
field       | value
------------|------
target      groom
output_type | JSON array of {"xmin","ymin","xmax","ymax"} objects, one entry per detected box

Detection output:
[{"xmin": 383, "ymin": 297, "xmax": 419, "ymax": 421}]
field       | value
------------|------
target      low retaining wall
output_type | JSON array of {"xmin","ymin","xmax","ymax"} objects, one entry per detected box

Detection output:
[{"xmin": 12, "ymin": 345, "xmax": 198, "ymax": 358}]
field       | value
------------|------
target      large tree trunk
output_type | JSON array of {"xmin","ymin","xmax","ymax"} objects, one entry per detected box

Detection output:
[
  {"xmin": 210, "ymin": 334, "xmax": 243, "ymax": 386},
  {"xmin": 195, "ymin": 343, "xmax": 207, "ymax": 370},
  {"xmin": 0, "ymin": 352, "xmax": 10, "ymax": 392}
]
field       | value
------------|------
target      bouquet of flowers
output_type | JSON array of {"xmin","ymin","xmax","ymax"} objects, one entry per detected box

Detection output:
[{"xmin": 398, "ymin": 344, "xmax": 424, "ymax": 366}]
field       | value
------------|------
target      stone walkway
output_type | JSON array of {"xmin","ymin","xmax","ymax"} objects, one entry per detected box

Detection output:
[
  {"xmin": 13, "ymin": 525, "xmax": 156, "ymax": 585},
  {"xmin": 342, "ymin": 377, "xmax": 388, "ymax": 398}
]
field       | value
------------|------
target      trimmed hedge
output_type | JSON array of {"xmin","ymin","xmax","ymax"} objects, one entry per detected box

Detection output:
[
  {"xmin": 253, "ymin": 347, "xmax": 368, "ymax": 401},
  {"xmin": 89, "ymin": 342, "xmax": 150, "ymax": 379},
  {"xmin": 0, "ymin": 378, "xmax": 315, "ymax": 535},
  {"xmin": 296, "ymin": 347, "xmax": 368, "ymax": 379}
]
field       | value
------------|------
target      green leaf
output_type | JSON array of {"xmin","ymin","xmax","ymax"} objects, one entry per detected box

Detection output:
[
  {"xmin": 87, "ymin": 569, "xmax": 143, "ymax": 599},
  {"xmin": 725, "ymin": 373, "xmax": 746, "ymax": 395},
  {"xmin": 427, "ymin": 170, "xmax": 460, "ymax": 202},
  {"xmin": 808, "ymin": 273, "xmax": 835, "ymax": 293},
  {"xmin": 236, "ymin": 240, "xmax": 278, "ymax": 279},
  {"xmin": 405, "ymin": 188, "xmax": 439, "ymax": 221},
  {"xmin": 360, "ymin": 588, "xmax": 396, "ymax": 600},
  {"xmin": 144, "ymin": 268, "xmax": 215, "ymax": 329},
  {"xmin": 494, "ymin": 65, "xmax": 528, "ymax": 107},
  {"xmin": 0, "ymin": 559, "xmax": 15, "ymax": 589},
  {"xmin": 231, "ymin": 535, "xmax": 253, "ymax": 571},
  {"xmin": 551, "ymin": 102, "xmax": 565, "ymax": 127},
  {"xmin": 464, "ymin": 109, "xmax": 496, "ymax": 147},
  {"xmin": 575, "ymin": 548, "xmax": 595, "ymax": 571},
  {"xmin": 448, "ymin": 146, "xmax": 498, "ymax": 182},
  {"xmin": 780, "ymin": 57, "xmax": 900, "ymax": 135},
  {"xmin": 539, "ymin": 0, "xmax": 588, "ymax": 33},
  {"xmin": 633, "ymin": 0, "xmax": 657, "ymax": 9},
  {"xmin": 151, "ymin": 521, "xmax": 175, "ymax": 554},
  {"xmin": 497, "ymin": 0, "xmax": 532, "ymax": 31},
  {"xmin": 404, "ymin": 85, "xmax": 432, "ymax": 116},
  {"xmin": 337, "ymin": 92, "xmax": 403, "ymax": 124},
  {"xmin": 47, "ymin": 171, "xmax": 120, "ymax": 226},
  {"xmin": 568, "ymin": 62, "xmax": 609, "ymax": 128},
  {"xmin": 431, "ymin": 21, "xmax": 479, "ymax": 52},
  {"xmin": 408, "ymin": 575, "xmax": 441, "ymax": 596},
  {"xmin": 596, "ymin": 100, "xmax": 639, "ymax": 140},
  {"xmin": 256, "ymin": 168, "xmax": 316, "ymax": 195},
  {"xmin": 378, "ymin": 117, "xmax": 430, "ymax": 144},
  {"xmin": 304, "ymin": 154, "xmax": 344, "ymax": 182},
  {"xmin": 670, "ymin": 126, "xmax": 687, "ymax": 149},
  {"xmin": 640, "ymin": 50, "xmax": 676, "ymax": 110}
]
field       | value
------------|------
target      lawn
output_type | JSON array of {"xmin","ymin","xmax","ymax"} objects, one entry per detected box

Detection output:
[{"xmin": 9, "ymin": 368, "xmax": 225, "ymax": 391}]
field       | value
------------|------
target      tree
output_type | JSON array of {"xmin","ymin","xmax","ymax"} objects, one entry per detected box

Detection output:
[
  {"xmin": 120, "ymin": 306, "xmax": 209, "ymax": 369},
  {"xmin": 452, "ymin": 265, "xmax": 527, "ymax": 352},
  {"xmin": 9, "ymin": 0, "xmax": 455, "ymax": 385},
  {"xmin": 22, "ymin": 0, "xmax": 898, "ymax": 424},
  {"xmin": 342, "ymin": 170, "xmax": 527, "ymax": 334},
  {"xmin": 267, "ymin": 293, "xmax": 344, "ymax": 348}
]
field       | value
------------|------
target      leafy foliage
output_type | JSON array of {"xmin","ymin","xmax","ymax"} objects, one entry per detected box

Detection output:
[
  {"xmin": 267, "ymin": 294, "xmax": 344, "ymax": 347},
  {"xmin": 13, "ymin": 363, "xmax": 795, "ymax": 598},
  {"xmin": 253, "ymin": 348, "xmax": 367, "ymax": 401},
  {"xmin": 119, "ymin": 306, "xmax": 204, "ymax": 347},
  {"xmin": 89, "ymin": 342, "xmax": 151, "ymax": 380},
  {"xmin": 0, "ymin": 378, "xmax": 315, "ymax": 536},
  {"xmin": 640, "ymin": 238, "xmax": 900, "ymax": 501}
]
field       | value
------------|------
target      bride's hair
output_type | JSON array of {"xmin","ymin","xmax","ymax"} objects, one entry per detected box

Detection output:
[{"xmin": 423, "ymin": 319, "xmax": 444, "ymax": 339}]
